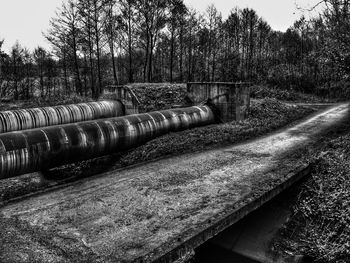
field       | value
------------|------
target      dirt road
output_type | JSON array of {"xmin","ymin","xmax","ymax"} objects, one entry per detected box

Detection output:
[{"xmin": 0, "ymin": 103, "xmax": 348, "ymax": 263}]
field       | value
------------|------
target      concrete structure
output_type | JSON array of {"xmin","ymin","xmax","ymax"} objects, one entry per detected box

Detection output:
[
  {"xmin": 187, "ymin": 82, "xmax": 251, "ymax": 122},
  {"xmin": 102, "ymin": 83, "xmax": 251, "ymax": 123},
  {"xmin": 101, "ymin": 85, "xmax": 140, "ymax": 115}
]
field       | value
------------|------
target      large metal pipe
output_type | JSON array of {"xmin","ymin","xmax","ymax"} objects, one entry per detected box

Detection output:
[
  {"xmin": 0, "ymin": 101, "xmax": 124, "ymax": 133},
  {"xmin": 0, "ymin": 106, "xmax": 216, "ymax": 179}
]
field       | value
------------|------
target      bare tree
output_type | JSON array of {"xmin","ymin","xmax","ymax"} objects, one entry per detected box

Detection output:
[
  {"xmin": 135, "ymin": 0, "xmax": 168, "ymax": 82},
  {"xmin": 47, "ymin": 0, "xmax": 83, "ymax": 95}
]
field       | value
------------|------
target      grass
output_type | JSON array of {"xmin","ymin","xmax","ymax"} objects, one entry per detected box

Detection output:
[
  {"xmin": 127, "ymin": 83, "xmax": 324, "ymax": 112},
  {"xmin": 127, "ymin": 83, "xmax": 187, "ymax": 112},
  {"xmin": 116, "ymin": 98, "xmax": 315, "ymax": 167},
  {"xmin": 273, "ymin": 118, "xmax": 350, "ymax": 263},
  {"xmin": 251, "ymin": 85, "xmax": 326, "ymax": 103}
]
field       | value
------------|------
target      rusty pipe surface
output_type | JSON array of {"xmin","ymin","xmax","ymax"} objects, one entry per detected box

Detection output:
[
  {"xmin": 0, "ymin": 106, "xmax": 216, "ymax": 179},
  {"xmin": 0, "ymin": 101, "xmax": 124, "ymax": 133}
]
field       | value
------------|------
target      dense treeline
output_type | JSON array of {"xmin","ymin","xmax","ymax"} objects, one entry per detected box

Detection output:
[{"xmin": 0, "ymin": 0, "xmax": 350, "ymax": 99}]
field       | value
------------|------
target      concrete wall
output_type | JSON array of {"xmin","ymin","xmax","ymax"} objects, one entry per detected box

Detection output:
[
  {"xmin": 187, "ymin": 82, "xmax": 251, "ymax": 122},
  {"xmin": 100, "ymin": 86, "xmax": 140, "ymax": 115}
]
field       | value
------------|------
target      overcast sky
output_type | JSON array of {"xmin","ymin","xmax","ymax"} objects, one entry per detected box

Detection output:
[{"xmin": 0, "ymin": 0, "xmax": 322, "ymax": 52}]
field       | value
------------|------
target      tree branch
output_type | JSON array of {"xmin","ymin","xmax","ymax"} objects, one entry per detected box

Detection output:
[{"xmin": 295, "ymin": 0, "xmax": 326, "ymax": 12}]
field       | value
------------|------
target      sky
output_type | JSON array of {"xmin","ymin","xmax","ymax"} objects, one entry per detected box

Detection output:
[{"xmin": 0, "ymin": 0, "xmax": 322, "ymax": 53}]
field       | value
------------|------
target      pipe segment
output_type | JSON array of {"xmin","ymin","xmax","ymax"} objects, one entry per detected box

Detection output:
[
  {"xmin": 0, "ymin": 105, "xmax": 216, "ymax": 179},
  {"xmin": 0, "ymin": 100, "xmax": 124, "ymax": 133}
]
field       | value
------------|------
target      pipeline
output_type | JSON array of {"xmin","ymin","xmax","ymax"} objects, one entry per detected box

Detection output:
[
  {"xmin": 0, "ymin": 100, "xmax": 124, "ymax": 133},
  {"xmin": 0, "ymin": 105, "xmax": 216, "ymax": 179}
]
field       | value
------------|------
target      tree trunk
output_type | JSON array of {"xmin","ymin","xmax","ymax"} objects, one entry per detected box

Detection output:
[
  {"xmin": 94, "ymin": 0, "xmax": 102, "ymax": 98},
  {"xmin": 143, "ymin": 30, "xmax": 150, "ymax": 82},
  {"xmin": 62, "ymin": 50, "xmax": 69, "ymax": 95},
  {"xmin": 72, "ymin": 28, "xmax": 82, "ymax": 95},
  {"xmin": 12, "ymin": 55, "xmax": 18, "ymax": 100},
  {"xmin": 128, "ymin": 3, "xmax": 133, "ymax": 83},
  {"xmin": 179, "ymin": 24, "xmax": 184, "ymax": 82},
  {"xmin": 170, "ymin": 27, "xmax": 175, "ymax": 82},
  {"xmin": 110, "ymin": 41, "xmax": 118, "ymax": 85},
  {"xmin": 39, "ymin": 65, "xmax": 44, "ymax": 98},
  {"xmin": 87, "ymin": 20, "xmax": 95, "ymax": 97},
  {"xmin": 148, "ymin": 34, "xmax": 154, "ymax": 82}
]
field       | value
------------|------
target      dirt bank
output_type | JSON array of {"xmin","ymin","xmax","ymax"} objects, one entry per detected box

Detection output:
[{"xmin": 272, "ymin": 110, "xmax": 350, "ymax": 263}]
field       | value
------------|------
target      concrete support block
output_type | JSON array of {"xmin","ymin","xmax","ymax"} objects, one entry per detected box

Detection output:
[
  {"xmin": 186, "ymin": 82, "xmax": 251, "ymax": 122},
  {"xmin": 100, "ymin": 85, "xmax": 140, "ymax": 115}
]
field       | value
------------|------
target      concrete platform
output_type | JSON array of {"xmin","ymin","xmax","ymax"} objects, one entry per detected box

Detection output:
[{"xmin": 0, "ymin": 103, "xmax": 348, "ymax": 263}]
